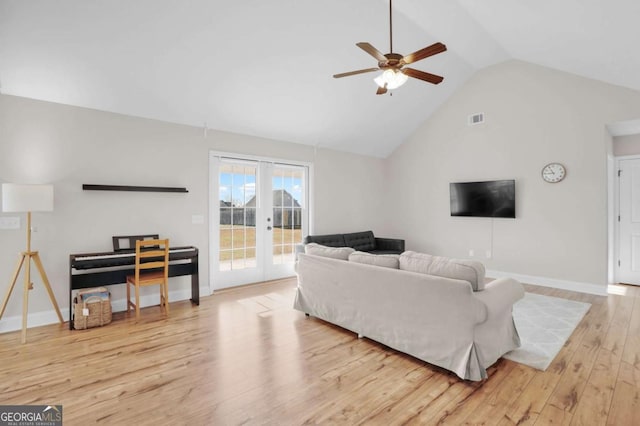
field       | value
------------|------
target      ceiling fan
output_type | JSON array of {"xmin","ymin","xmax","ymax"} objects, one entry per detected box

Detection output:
[{"xmin": 333, "ymin": 0, "xmax": 447, "ymax": 95}]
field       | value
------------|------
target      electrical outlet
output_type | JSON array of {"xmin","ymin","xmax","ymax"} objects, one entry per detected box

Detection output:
[
  {"xmin": 485, "ymin": 250, "xmax": 492, "ymax": 259},
  {"xmin": 0, "ymin": 216, "xmax": 20, "ymax": 230},
  {"xmin": 468, "ymin": 249, "xmax": 475, "ymax": 257}
]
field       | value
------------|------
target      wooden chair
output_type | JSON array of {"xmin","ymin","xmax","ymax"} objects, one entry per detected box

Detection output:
[{"xmin": 126, "ymin": 238, "xmax": 170, "ymax": 319}]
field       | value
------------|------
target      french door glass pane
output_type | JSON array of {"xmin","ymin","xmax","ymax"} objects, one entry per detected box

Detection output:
[
  {"xmin": 272, "ymin": 166, "xmax": 304, "ymax": 265},
  {"xmin": 219, "ymin": 163, "xmax": 257, "ymax": 271}
]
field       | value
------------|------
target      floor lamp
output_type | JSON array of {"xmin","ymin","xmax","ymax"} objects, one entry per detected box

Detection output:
[{"xmin": 0, "ymin": 183, "xmax": 63, "ymax": 343}]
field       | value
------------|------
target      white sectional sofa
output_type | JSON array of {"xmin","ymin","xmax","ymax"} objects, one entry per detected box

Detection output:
[{"xmin": 293, "ymin": 249, "xmax": 525, "ymax": 381}]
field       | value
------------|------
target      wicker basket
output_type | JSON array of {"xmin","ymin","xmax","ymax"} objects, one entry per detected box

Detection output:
[{"xmin": 74, "ymin": 289, "xmax": 112, "ymax": 330}]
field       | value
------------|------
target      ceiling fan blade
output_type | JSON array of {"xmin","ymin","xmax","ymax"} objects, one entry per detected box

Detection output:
[
  {"xmin": 402, "ymin": 68, "xmax": 444, "ymax": 85},
  {"xmin": 402, "ymin": 42, "xmax": 447, "ymax": 65},
  {"xmin": 376, "ymin": 84, "xmax": 388, "ymax": 95},
  {"xmin": 356, "ymin": 42, "xmax": 387, "ymax": 62},
  {"xmin": 333, "ymin": 68, "xmax": 380, "ymax": 79}
]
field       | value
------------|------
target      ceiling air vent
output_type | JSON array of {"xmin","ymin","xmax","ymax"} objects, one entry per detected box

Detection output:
[{"xmin": 468, "ymin": 113, "xmax": 484, "ymax": 125}]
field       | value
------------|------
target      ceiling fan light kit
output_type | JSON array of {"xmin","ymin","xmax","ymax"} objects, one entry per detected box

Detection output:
[
  {"xmin": 374, "ymin": 69, "xmax": 409, "ymax": 90},
  {"xmin": 333, "ymin": 0, "xmax": 447, "ymax": 95}
]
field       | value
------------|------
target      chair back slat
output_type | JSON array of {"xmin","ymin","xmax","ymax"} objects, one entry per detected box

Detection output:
[
  {"xmin": 139, "ymin": 261, "xmax": 166, "ymax": 270},
  {"xmin": 134, "ymin": 239, "xmax": 169, "ymax": 282},
  {"xmin": 139, "ymin": 250, "xmax": 166, "ymax": 258}
]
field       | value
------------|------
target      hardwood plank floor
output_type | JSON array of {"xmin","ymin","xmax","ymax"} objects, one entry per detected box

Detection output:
[{"xmin": 0, "ymin": 278, "xmax": 639, "ymax": 425}]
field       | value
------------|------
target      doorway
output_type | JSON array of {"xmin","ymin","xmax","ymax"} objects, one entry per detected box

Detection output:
[
  {"xmin": 615, "ymin": 156, "xmax": 640, "ymax": 285},
  {"xmin": 209, "ymin": 152, "xmax": 311, "ymax": 290}
]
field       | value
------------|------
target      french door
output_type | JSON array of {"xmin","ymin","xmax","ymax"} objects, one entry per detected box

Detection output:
[{"xmin": 210, "ymin": 153, "xmax": 310, "ymax": 289}]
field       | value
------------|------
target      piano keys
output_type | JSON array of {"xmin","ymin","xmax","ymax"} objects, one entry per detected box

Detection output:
[{"xmin": 69, "ymin": 246, "xmax": 199, "ymax": 330}]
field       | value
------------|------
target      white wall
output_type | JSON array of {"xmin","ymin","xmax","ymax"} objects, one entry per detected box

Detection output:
[
  {"xmin": 386, "ymin": 60, "xmax": 640, "ymax": 294},
  {"xmin": 313, "ymin": 148, "xmax": 390, "ymax": 235},
  {"xmin": 0, "ymin": 94, "xmax": 387, "ymax": 331}
]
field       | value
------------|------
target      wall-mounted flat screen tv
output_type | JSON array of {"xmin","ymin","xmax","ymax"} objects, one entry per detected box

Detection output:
[{"xmin": 450, "ymin": 180, "xmax": 515, "ymax": 218}]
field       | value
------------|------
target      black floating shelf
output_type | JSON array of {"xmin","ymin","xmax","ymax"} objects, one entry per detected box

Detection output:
[{"xmin": 83, "ymin": 184, "xmax": 188, "ymax": 193}]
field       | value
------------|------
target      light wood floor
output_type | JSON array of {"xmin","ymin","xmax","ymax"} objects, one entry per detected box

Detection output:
[{"xmin": 1, "ymin": 278, "xmax": 638, "ymax": 425}]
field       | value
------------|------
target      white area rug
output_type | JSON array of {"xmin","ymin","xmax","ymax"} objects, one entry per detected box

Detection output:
[{"xmin": 503, "ymin": 292, "xmax": 591, "ymax": 371}]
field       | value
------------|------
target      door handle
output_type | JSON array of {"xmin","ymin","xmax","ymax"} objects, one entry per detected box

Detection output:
[{"xmin": 267, "ymin": 226, "xmax": 272, "ymax": 231}]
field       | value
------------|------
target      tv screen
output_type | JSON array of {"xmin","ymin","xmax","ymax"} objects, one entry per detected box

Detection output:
[{"xmin": 450, "ymin": 180, "xmax": 515, "ymax": 218}]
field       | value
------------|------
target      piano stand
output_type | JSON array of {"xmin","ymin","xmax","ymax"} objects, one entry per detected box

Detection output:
[{"xmin": 69, "ymin": 246, "xmax": 199, "ymax": 330}]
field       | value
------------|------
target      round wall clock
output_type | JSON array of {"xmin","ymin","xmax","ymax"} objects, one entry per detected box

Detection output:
[{"xmin": 541, "ymin": 163, "xmax": 566, "ymax": 183}]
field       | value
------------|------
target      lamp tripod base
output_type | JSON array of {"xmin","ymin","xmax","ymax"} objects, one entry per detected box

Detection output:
[{"xmin": 0, "ymin": 251, "xmax": 64, "ymax": 344}]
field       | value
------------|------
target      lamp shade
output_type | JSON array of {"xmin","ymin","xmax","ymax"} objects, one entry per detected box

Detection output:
[
  {"xmin": 374, "ymin": 69, "xmax": 409, "ymax": 90},
  {"xmin": 2, "ymin": 184, "xmax": 54, "ymax": 212}
]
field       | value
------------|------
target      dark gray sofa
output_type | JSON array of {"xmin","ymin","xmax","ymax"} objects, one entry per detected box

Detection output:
[{"xmin": 304, "ymin": 230, "xmax": 405, "ymax": 255}]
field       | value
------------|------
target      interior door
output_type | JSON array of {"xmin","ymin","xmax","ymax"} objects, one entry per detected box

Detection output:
[
  {"xmin": 210, "ymin": 154, "xmax": 309, "ymax": 290},
  {"xmin": 618, "ymin": 157, "xmax": 640, "ymax": 285}
]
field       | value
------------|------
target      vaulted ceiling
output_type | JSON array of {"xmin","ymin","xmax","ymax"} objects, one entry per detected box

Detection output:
[{"xmin": 1, "ymin": 0, "xmax": 638, "ymax": 157}]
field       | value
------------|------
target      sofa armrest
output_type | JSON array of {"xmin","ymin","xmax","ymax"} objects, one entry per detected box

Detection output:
[
  {"xmin": 374, "ymin": 237, "xmax": 405, "ymax": 253},
  {"xmin": 473, "ymin": 277, "xmax": 525, "ymax": 314},
  {"xmin": 294, "ymin": 243, "xmax": 305, "ymax": 262},
  {"xmin": 471, "ymin": 277, "xmax": 524, "ymax": 375}
]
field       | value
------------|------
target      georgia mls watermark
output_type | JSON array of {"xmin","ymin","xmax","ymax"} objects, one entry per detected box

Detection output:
[{"xmin": 0, "ymin": 405, "xmax": 62, "ymax": 426}]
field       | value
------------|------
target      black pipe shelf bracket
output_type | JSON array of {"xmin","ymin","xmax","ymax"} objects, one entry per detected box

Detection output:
[{"xmin": 82, "ymin": 184, "xmax": 188, "ymax": 193}]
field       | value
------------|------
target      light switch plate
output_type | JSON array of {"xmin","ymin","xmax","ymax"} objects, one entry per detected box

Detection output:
[{"xmin": 0, "ymin": 216, "xmax": 20, "ymax": 230}]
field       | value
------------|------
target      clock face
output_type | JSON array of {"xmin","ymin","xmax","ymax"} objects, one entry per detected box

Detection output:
[{"xmin": 542, "ymin": 163, "xmax": 566, "ymax": 183}]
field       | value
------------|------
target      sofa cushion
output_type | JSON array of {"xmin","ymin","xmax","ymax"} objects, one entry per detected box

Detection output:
[
  {"xmin": 305, "ymin": 243, "xmax": 354, "ymax": 260},
  {"xmin": 343, "ymin": 231, "xmax": 376, "ymax": 252},
  {"xmin": 348, "ymin": 251, "xmax": 400, "ymax": 269},
  {"xmin": 399, "ymin": 251, "xmax": 486, "ymax": 291},
  {"xmin": 304, "ymin": 234, "xmax": 346, "ymax": 247}
]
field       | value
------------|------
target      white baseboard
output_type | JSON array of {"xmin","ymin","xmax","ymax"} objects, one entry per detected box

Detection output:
[
  {"xmin": 0, "ymin": 308, "xmax": 71, "ymax": 334},
  {"xmin": 487, "ymin": 269, "xmax": 608, "ymax": 296},
  {"xmin": 0, "ymin": 287, "xmax": 210, "ymax": 334}
]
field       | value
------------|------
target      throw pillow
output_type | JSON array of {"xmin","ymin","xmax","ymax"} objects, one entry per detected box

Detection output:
[
  {"xmin": 305, "ymin": 243, "xmax": 355, "ymax": 260},
  {"xmin": 348, "ymin": 251, "xmax": 400, "ymax": 269},
  {"xmin": 399, "ymin": 251, "xmax": 486, "ymax": 291}
]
